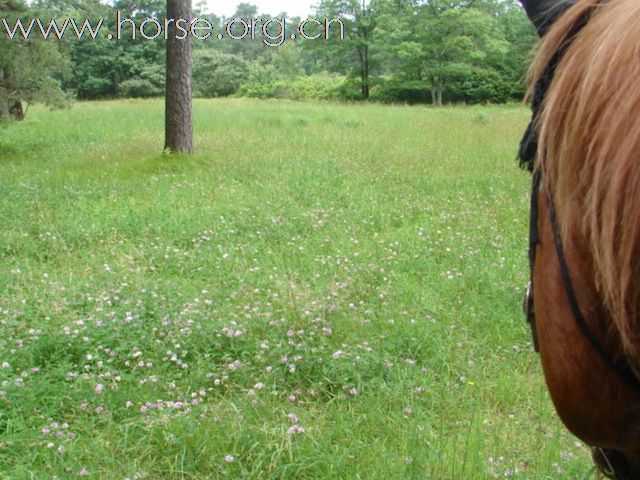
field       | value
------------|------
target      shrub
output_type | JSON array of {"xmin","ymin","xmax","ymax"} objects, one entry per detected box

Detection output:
[
  {"xmin": 238, "ymin": 72, "xmax": 354, "ymax": 102},
  {"xmin": 192, "ymin": 50, "xmax": 249, "ymax": 98},
  {"xmin": 370, "ymin": 78, "xmax": 431, "ymax": 104},
  {"xmin": 277, "ymin": 75, "xmax": 344, "ymax": 101},
  {"xmin": 446, "ymin": 68, "xmax": 514, "ymax": 104},
  {"xmin": 120, "ymin": 64, "xmax": 164, "ymax": 98},
  {"xmin": 76, "ymin": 77, "xmax": 114, "ymax": 99}
]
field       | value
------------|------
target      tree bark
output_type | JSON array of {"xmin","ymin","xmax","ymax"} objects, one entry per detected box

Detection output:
[
  {"xmin": 431, "ymin": 78, "xmax": 443, "ymax": 107},
  {"xmin": 362, "ymin": 44, "xmax": 370, "ymax": 99},
  {"xmin": 0, "ymin": 67, "xmax": 9, "ymax": 119},
  {"xmin": 357, "ymin": 46, "xmax": 369, "ymax": 100},
  {"xmin": 10, "ymin": 100, "xmax": 24, "ymax": 121},
  {"xmin": 164, "ymin": 0, "xmax": 193, "ymax": 154}
]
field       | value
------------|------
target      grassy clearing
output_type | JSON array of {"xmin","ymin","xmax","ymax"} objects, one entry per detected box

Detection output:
[{"xmin": 0, "ymin": 99, "xmax": 592, "ymax": 479}]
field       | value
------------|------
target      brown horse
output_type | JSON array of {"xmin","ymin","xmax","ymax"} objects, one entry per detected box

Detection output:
[{"xmin": 522, "ymin": 0, "xmax": 640, "ymax": 477}]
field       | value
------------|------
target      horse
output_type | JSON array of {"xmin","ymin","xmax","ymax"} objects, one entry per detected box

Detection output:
[{"xmin": 519, "ymin": 0, "xmax": 640, "ymax": 477}]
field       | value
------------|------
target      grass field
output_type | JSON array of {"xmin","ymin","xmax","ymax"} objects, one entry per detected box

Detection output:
[{"xmin": 0, "ymin": 99, "xmax": 593, "ymax": 479}]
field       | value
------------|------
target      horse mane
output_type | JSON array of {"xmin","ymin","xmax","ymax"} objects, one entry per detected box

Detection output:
[{"xmin": 530, "ymin": 0, "xmax": 640, "ymax": 370}]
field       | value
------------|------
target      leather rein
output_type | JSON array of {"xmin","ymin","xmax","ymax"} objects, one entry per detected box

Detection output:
[{"xmin": 525, "ymin": 175, "xmax": 640, "ymax": 395}]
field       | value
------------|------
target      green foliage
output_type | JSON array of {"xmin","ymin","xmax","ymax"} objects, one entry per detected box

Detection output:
[
  {"xmin": 369, "ymin": 0, "xmax": 536, "ymax": 105},
  {"xmin": 0, "ymin": 1, "xmax": 72, "ymax": 118},
  {"xmin": 120, "ymin": 64, "xmax": 164, "ymax": 98},
  {"xmin": 236, "ymin": 62, "xmax": 280, "ymax": 98},
  {"xmin": 62, "ymin": 0, "xmax": 165, "ymax": 99},
  {"xmin": 192, "ymin": 50, "xmax": 249, "ymax": 98},
  {"xmin": 237, "ymin": 72, "xmax": 358, "ymax": 101},
  {"xmin": 2, "ymin": 0, "xmax": 538, "ymax": 106},
  {"xmin": 453, "ymin": 68, "xmax": 517, "ymax": 104},
  {"xmin": 281, "ymin": 74, "xmax": 346, "ymax": 100},
  {"xmin": 370, "ymin": 78, "xmax": 431, "ymax": 104},
  {"xmin": 306, "ymin": 0, "xmax": 379, "ymax": 99}
]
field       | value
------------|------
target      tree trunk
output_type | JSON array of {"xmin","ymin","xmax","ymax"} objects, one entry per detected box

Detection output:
[
  {"xmin": 357, "ymin": 45, "xmax": 370, "ymax": 100},
  {"xmin": 0, "ymin": 67, "xmax": 9, "ymax": 119},
  {"xmin": 431, "ymin": 78, "xmax": 443, "ymax": 107},
  {"xmin": 10, "ymin": 100, "xmax": 24, "ymax": 121},
  {"xmin": 164, "ymin": 0, "xmax": 193, "ymax": 154},
  {"xmin": 362, "ymin": 44, "xmax": 370, "ymax": 99}
]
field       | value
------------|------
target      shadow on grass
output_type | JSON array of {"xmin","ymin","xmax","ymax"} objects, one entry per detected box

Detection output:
[
  {"xmin": 130, "ymin": 152, "xmax": 214, "ymax": 176},
  {"xmin": 0, "ymin": 141, "xmax": 20, "ymax": 161}
]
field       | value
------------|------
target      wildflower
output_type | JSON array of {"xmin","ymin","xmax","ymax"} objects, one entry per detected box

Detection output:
[
  {"xmin": 227, "ymin": 360, "xmax": 242, "ymax": 372},
  {"xmin": 94, "ymin": 384, "xmax": 104, "ymax": 395},
  {"xmin": 224, "ymin": 454, "xmax": 235, "ymax": 463},
  {"xmin": 287, "ymin": 424, "xmax": 305, "ymax": 435}
]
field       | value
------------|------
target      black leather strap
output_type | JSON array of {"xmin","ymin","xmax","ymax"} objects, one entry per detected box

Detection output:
[
  {"xmin": 547, "ymin": 192, "xmax": 640, "ymax": 394},
  {"xmin": 526, "ymin": 171, "xmax": 542, "ymax": 351}
]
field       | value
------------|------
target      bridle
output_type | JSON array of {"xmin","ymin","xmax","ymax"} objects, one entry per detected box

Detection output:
[
  {"xmin": 524, "ymin": 174, "xmax": 640, "ymax": 395},
  {"xmin": 523, "ymin": 179, "xmax": 640, "ymax": 479},
  {"xmin": 519, "ymin": 3, "xmax": 640, "ymax": 478}
]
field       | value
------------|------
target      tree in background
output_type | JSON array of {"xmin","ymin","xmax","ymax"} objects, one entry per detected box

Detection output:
[
  {"xmin": 164, "ymin": 0, "xmax": 193, "ymax": 154},
  {"xmin": 1, "ymin": 0, "xmax": 538, "ymax": 111},
  {"xmin": 372, "ymin": 0, "xmax": 534, "ymax": 105},
  {"xmin": 193, "ymin": 49, "xmax": 249, "ymax": 98},
  {"xmin": 308, "ymin": 0, "xmax": 377, "ymax": 99},
  {"xmin": 0, "ymin": 0, "xmax": 71, "ymax": 120},
  {"xmin": 65, "ymin": 0, "xmax": 166, "ymax": 98}
]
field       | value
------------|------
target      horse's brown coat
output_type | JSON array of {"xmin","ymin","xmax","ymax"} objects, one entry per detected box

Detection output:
[
  {"xmin": 531, "ymin": 0, "xmax": 640, "ymax": 376},
  {"xmin": 528, "ymin": 0, "xmax": 640, "ymax": 471}
]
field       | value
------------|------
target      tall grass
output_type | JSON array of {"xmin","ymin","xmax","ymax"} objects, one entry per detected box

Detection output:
[{"xmin": 0, "ymin": 98, "xmax": 591, "ymax": 478}]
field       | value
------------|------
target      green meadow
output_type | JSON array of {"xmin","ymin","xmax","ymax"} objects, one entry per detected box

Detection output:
[{"xmin": 0, "ymin": 99, "xmax": 592, "ymax": 478}]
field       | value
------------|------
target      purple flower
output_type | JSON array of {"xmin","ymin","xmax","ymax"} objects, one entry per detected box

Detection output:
[{"xmin": 287, "ymin": 424, "xmax": 306, "ymax": 435}]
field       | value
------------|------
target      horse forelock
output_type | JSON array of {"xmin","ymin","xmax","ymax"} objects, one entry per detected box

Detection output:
[{"xmin": 532, "ymin": 0, "xmax": 640, "ymax": 374}]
